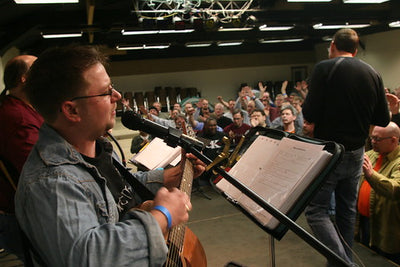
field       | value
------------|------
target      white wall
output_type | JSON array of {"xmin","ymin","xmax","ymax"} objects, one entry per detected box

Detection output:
[
  {"xmin": 0, "ymin": 47, "xmax": 20, "ymax": 90},
  {"xmin": 112, "ymin": 63, "xmax": 314, "ymax": 104},
  {"xmin": 314, "ymin": 29, "xmax": 400, "ymax": 90}
]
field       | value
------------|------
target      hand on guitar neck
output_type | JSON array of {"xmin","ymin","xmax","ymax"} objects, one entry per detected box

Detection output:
[{"xmin": 146, "ymin": 153, "xmax": 205, "ymax": 234}]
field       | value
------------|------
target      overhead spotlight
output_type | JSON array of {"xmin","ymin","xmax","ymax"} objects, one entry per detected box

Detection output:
[
  {"xmin": 245, "ymin": 15, "xmax": 257, "ymax": 27},
  {"xmin": 205, "ymin": 16, "xmax": 218, "ymax": 30},
  {"xmin": 231, "ymin": 16, "xmax": 241, "ymax": 28}
]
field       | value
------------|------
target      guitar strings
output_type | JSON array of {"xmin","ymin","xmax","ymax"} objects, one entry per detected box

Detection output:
[{"xmin": 165, "ymin": 159, "xmax": 194, "ymax": 266}]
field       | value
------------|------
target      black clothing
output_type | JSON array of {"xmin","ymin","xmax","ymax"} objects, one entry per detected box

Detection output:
[
  {"xmin": 82, "ymin": 142, "xmax": 139, "ymax": 216},
  {"xmin": 391, "ymin": 113, "xmax": 400, "ymax": 128},
  {"xmin": 197, "ymin": 131, "xmax": 225, "ymax": 160},
  {"xmin": 217, "ymin": 116, "xmax": 233, "ymax": 129},
  {"xmin": 303, "ymin": 57, "xmax": 390, "ymax": 151}
]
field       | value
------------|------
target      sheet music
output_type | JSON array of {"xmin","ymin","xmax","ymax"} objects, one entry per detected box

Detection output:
[
  {"xmin": 216, "ymin": 136, "xmax": 332, "ymax": 229},
  {"xmin": 131, "ymin": 137, "xmax": 181, "ymax": 170},
  {"xmin": 216, "ymin": 135, "xmax": 280, "ymax": 200}
]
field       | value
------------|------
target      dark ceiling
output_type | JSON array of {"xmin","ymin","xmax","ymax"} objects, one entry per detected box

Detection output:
[{"xmin": 0, "ymin": 0, "xmax": 399, "ymax": 61}]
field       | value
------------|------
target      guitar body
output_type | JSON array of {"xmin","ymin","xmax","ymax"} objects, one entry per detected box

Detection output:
[
  {"xmin": 180, "ymin": 227, "xmax": 207, "ymax": 267},
  {"xmin": 138, "ymin": 201, "xmax": 207, "ymax": 267}
]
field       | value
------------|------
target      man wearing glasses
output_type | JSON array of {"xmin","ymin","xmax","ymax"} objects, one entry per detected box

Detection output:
[
  {"xmin": 14, "ymin": 45, "xmax": 205, "ymax": 266},
  {"xmin": 356, "ymin": 122, "xmax": 400, "ymax": 265}
]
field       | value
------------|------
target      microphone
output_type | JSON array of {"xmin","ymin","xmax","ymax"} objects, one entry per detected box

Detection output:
[{"xmin": 121, "ymin": 110, "xmax": 203, "ymax": 150}]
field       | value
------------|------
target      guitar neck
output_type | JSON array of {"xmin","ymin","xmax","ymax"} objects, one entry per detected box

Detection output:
[
  {"xmin": 180, "ymin": 159, "xmax": 194, "ymax": 198},
  {"xmin": 164, "ymin": 158, "xmax": 194, "ymax": 266}
]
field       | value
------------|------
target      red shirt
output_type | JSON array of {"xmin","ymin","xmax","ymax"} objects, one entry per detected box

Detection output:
[
  {"xmin": 0, "ymin": 95, "xmax": 43, "ymax": 174},
  {"xmin": 0, "ymin": 95, "xmax": 43, "ymax": 212},
  {"xmin": 223, "ymin": 123, "xmax": 251, "ymax": 144}
]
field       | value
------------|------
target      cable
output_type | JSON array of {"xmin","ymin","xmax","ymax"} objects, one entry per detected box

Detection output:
[
  {"xmin": 107, "ymin": 132, "xmax": 127, "ymax": 167},
  {"xmin": 332, "ymin": 218, "xmax": 366, "ymax": 267}
]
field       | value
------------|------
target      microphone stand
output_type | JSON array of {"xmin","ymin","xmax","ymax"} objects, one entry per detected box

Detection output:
[{"xmin": 172, "ymin": 131, "xmax": 350, "ymax": 267}]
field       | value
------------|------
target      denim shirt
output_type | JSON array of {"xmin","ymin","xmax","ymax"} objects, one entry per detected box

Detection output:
[{"xmin": 15, "ymin": 124, "xmax": 168, "ymax": 266}]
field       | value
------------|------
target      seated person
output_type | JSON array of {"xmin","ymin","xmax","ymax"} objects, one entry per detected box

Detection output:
[
  {"xmin": 223, "ymin": 109, "xmax": 251, "ymax": 145},
  {"xmin": 187, "ymin": 109, "xmax": 223, "ymax": 132},
  {"xmin": 272, "ymin": 105, "xmax": 302, "ymax": 134},
  {"xmin": 213, "ymin": 103, "xmax": 232, "ymax": 129},
  {"xmin": 250, "ymin": 109, "xmax": 268, "ymax": 128},
  {"xmin": 130, "ymin": 131, "xmax": 153, "ymax": 154},
  {"xmin": 15, "ymin": 45, "xmax": 206, "ymax": 266}
]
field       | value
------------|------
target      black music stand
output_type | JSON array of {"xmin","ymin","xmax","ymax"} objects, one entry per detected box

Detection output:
[{"xmin": 151, "ymin": 125, "xmax": 350, "ymax": 267}]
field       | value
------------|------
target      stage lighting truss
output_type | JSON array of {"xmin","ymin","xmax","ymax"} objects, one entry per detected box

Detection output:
[{"xmin": 133, "ymin": 0, "xmax": 257, "ymax": 26}]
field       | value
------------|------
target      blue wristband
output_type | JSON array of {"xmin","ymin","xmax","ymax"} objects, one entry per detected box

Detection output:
[{"xmin": 154, "ymin": 205, "xmax": 172, "ymax": 229}]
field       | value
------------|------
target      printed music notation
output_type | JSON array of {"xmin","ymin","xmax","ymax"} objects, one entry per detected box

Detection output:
[{"xmin": 216, "ymin": 135, "xmax": 332, "ymax": 229}]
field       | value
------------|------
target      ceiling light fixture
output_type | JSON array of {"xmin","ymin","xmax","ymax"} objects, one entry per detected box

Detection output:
[
  {"xmin": 389, "ymin": 21, "xmax": 400, "ymax": 28},
  {"xmin": 121, "ymin": 30, "xmax": 158, "ymax": 35},
  {"xmin": 322, "ymin": 36, "xmax": 333, "ymax": 41},
  {"xmin": 259, "ymin": 38, "xmax": 304, "ymax": 44},
  {"xmin": 159, "ymin": 29, "xmax": 194, "ymax": 34},
  {"xmin": 218, "ymin": 27, "xmax": 253, "ymax": 32},
  {"xmin": 217, "ymin": 40, "xmax": 244, "ymax": 47},
  {"xmin": 313, "ymin": 23, "xmax": 370, "ymax": 29},
  {"xmin": 41, "ymin": 32, "xmax": 82, "ymax": 39},
  {"xmin": 342, "ymin": 0, "xmax": 389, "ymax": 3},
  {"xmin": 116, "ymin": 44, "xmax": 171, "ymax": 50},
  {"xmin": 15, "ymin": 0, "xmax": 78, "ymax": 3},
  {"xmin": 185, "ymin": 42, "xmax": 213, "ymax": 48},
  {"xmin": 287, "ymin": 0, "xmax": 332, "ymax": 2},
  {"xmin": 121, "ymin": 29, "xmax": 194, "ymax": 35},
  {"xmin": 259, "ymin": 25, "xmax": 294, "ymax": 31}
]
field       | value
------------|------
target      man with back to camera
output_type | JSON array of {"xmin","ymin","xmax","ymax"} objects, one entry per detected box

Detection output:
[
  {"xmin": 14, "ymin": 45, "xmax": 205, "ymax": 266},
  {"xmin": 302, "ymin": 28, "xmax": 390, "ymax": 266}
]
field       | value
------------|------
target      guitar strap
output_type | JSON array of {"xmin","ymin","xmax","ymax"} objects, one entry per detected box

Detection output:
[{"xmin": 113, "ymin": 158, "xmax": 155, "ymax": 201}]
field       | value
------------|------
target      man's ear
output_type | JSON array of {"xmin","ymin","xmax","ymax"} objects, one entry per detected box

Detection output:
[{"xmin": 60, "ymin": 101, "xmax": 81, "ymax": 122}]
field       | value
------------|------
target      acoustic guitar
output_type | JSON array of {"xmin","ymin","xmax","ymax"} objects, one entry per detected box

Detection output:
[
  {"xmin": 137, "ymin": 115, "xmax": 207, "ymax": 266},
  {"xmin": 164, "ymin": 158, "xmax": 207, "ymax": 267}
]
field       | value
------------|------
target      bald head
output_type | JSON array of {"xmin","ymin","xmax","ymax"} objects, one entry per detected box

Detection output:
[
  {"xmin": 371, "ymin": 122, "xmax": 400, "ymax": 155},
  {"xmin": 375, "ymin": 122, "xmax": 400, "ymax": 139},
  {"xmin": 4, "ymin": 55, "xmax": 37, "ymax": 91}
]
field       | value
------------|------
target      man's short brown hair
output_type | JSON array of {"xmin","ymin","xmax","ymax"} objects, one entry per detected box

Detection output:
[
  {"xmin": 25, "ymin": 45, "xmax": 107, "ymax": 123},
  {"xmin": 333, "ymin": 28, "xmax": 359, "ymax": 54}
]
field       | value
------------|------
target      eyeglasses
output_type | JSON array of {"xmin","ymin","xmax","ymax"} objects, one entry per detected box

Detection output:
[
  {"xmin": 70, "ymin": 85, "xmax": 115, "ymax": 101},
  {"xmin": 370, "ymin": 136, "xmax": 392, "ymax": 142}
]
